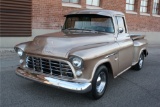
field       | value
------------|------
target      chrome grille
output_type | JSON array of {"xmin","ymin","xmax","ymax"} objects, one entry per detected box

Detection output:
[{"xmin": 26, "ymin": 55, "xmax": 74, "ymax": 78}]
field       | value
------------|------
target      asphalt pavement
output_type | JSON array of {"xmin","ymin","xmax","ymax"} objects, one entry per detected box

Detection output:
[{"xmin": 0, "ymin": 45, "xmax": 160, "ymax": 107}]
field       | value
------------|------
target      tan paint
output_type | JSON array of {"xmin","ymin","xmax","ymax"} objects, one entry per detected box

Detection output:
[{"xmin": 15, "ymin": 10, "xmax": 148, "ymax": 83}]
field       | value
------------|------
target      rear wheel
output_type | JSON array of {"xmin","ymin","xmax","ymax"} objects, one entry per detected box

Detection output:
[
  {"xmin": 133, "ymin": 52, "xmax": 144, "ymax": 71},
  {"xmin": 90, "ymin": 65, "xmax": 108, "ymax": 100}
]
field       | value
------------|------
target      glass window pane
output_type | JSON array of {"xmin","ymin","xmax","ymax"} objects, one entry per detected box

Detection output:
[
  {"xmin": 140, "ymin": 7, "xmax": 143, "ymax": 12},
  {"xmin": 116, "ymin": 17, "xmax": 126, "ymax": 33},
  {"xmin": 152, "ymin": 9, "xmax": 155, "ymax": 13},
  {"xmin": 141, "ymin": 1, "xmax": 143, "ymax": 6},
  {"xmin": 154, "ymin": 9, "xmax": 156, "ymax": 13},
  {"xmin": 140, "ymin": 0, "xmax": 149, "ymax": 13},
  {"xmin": 154, "ymin": 9, "xmax": 156, "ymax": 14},
  {"xmin": 86, "ymin": 0, "xmax": 92, "ymax": 5},
  {"xmin": 62, "ymin": 0, "xmax": 70, "ymax": 2},
  {"xmin": 156, "ymin": 3, "xmax": 158, "ymax": 8},
  {"xmin": 126, "ymin": 4, "xmax": 129, "ymax": 10},
  {"xmin": 144, "ymin": 1, "xmax": 147, "ymax": 6},
  {"xmin": 144, "ymin": 7, "xmax": 147, "ymax": 12},
  {"xmin": 126, "ymin": 0, "xmax": 130, "ymax": 3},
  {"xmin": 65, "ymin": 16, "xmax": 115, "ymax": 33},
  {"xmin": 92, "ymin": 0, "xmax": 100, "ymax": 6},
  {"xmin": 70, "ymin": 0, "xmax": 79, "ymax": 3},
  {"xmin": 156, "ymin": 0, "xmax": 159, "ymax": 3},
  {"xmin": 130, "ymin": 0, "xmax": 135, "ymax": 4},
  {"xmin": 143, "ymin": 1, "xmax": 145, "ymax": 6},
  {"xmin": 126, "ymin": 0, "xmax": 135, "ymax": 11},
  {"xmin": 153, "ymin": 3, "xmax": 156, "ymax": 8},
  {"xmin": 130, "ymin": 5, "xmax": 134, "ymax": 10}
]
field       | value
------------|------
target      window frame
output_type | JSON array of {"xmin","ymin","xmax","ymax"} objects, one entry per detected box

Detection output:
[
  {"xmin": 126, "ymin": 0, "xmax": 136, "ymax": 11},
  {"xmin": 115, "ymin": 16, "xmax": 127, "ymax": 34},
  {"xmin": 140, "ymin": 0, "xmax": 149, "ymax": 13}
]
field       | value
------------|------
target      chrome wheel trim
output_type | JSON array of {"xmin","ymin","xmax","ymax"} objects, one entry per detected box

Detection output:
[
  {"xmin": 96, "ymin": 72, "xmax": 106, "ymax": 94},
  {"xmin": 139, "ymin": 55, "xmax": 143, "ymax": 68}
]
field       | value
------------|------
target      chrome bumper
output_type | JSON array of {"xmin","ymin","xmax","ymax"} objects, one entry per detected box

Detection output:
[{"xmin": 16, "ymin": 67, "xmax": 92, "ymax": 93}]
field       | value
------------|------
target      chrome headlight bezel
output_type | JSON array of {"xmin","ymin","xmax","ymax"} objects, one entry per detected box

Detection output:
[
  {"xmin": 70, "ymin": 56, "xmax": 83, "ymax": 69},
  {"xmin": 17, "ymin": 49, "xmax": 23, "ymax": 57},
  {"xmin": 15, "ymin": 48, "xmax": 24, "ymax": 57}
]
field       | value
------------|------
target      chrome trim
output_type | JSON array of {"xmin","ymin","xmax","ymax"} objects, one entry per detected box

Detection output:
[
  {"xmin": 105, "ymin": 52, "xmax": 118, "ymax": 58},
  {"xmin": 114, "ymin": 66, "xmax": 131, "ymax": 78},
  {"xmin": 96, "ymin": 71, "xmax": 106, "ymax": 94},
  {"xmin": 132, "ymin": 61, "xmax": 138, "ymax": 66},
  {"xmin": 16, "ymin": 67, "xmax": 92, "ymax": 93}
]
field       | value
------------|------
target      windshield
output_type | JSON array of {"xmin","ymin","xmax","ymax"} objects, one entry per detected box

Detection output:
[{"xmin": 63, "ymin": 15, "xmax": 115, "ymax": 33}]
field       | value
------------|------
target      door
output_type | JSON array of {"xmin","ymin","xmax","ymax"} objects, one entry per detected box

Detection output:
[{"xmin": 116, "ymin": 16, "xmax": 134, "ymax": 74}]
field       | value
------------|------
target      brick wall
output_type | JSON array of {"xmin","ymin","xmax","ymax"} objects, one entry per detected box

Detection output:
[{"xmin": 32, "ymin": 0, "xmax": 160, "ymax": 32}]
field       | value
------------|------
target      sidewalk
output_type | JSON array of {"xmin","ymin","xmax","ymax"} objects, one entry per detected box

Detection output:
[{"xmin": 0, "ymin": 48, "xmax": 18, "ymax": 69}]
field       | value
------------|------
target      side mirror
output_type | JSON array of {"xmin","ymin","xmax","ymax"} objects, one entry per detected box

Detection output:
[{"xmin": 118, "ymin": 27, "xmax": 124, "ymax": 33}]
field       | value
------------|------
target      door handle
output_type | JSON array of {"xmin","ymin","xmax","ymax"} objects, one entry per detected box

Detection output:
[{"xmin": 115, "ymin": 57, "xmax": 118, "ymax": 61}]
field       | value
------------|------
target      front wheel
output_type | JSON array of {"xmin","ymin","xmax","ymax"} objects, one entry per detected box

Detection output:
[
  {"xmin": 90, "ymin": 65, "xmax": 108, "ymax": 100},
  {"xmin": 133, "ymin": 52, "xmax": 144, "ymax": 71}
]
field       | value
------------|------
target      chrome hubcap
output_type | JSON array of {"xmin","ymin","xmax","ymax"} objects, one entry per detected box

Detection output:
[
  {"xmin": 96, "ymin": 72, "xmax": 106, "ymax": 94},
  {"xmin": 139, "ymin": 56, "xmax": 143, "ymax": 68}
]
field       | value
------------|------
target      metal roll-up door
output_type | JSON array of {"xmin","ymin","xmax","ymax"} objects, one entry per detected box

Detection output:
[{"xmin": 0, "ymin": 0, "xmax": 32, "ymax": 37}]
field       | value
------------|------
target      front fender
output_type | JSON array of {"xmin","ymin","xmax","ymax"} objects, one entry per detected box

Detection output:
[
  {"xmin": 68, "ymin": 42, "xmax": 119, "ymax": 81},
  {"xmin": 14, "ymin": 41, "xmax": 32, "ymax": 52}
]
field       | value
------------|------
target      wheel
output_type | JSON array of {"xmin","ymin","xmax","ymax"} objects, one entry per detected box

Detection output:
[
  {"xmin": 133, "ymin": 52, "xmax": 144, "ymax": 71},
  {"xmin": 90, "ymin": 65, "xmax": 108, "ymax": 100}
]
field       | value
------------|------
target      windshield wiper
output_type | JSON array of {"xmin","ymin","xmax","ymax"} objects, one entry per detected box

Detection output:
[
  {"xmin": 81, "ymin": 29, "xmax": 99, "ymax": 33},
  {"xmin": 63, "ymin": 28, "xmax": 105, "ymax": 33},
  {"xmin": 63, "ymin": 28, "xmax": 81, "ymax": 30}
]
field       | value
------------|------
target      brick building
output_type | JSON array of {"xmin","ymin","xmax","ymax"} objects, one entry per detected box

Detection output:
[{"xmin": 0, "ymin": 0, "xmax": 160, "ymax": 47}]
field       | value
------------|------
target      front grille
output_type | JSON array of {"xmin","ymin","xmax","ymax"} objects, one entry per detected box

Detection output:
[{"xmin": 26, "ymin": 55, "xmax": 74, "ymax": 78}]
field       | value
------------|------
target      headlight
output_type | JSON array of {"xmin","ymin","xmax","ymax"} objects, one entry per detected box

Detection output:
[
  {"xmin": 72, "ymin": 57, "xmax": 83, "ymax": 68},
  {"xmin": 17, "ymin": 48, "xmax": 23, "ymax": 57}
]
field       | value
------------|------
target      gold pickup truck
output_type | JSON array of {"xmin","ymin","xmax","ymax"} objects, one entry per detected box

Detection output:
[{"xmin": 15, "ymin": 10, "xmax": 148, "ymax": 99}]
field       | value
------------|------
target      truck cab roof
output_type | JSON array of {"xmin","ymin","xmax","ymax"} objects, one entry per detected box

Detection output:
[{"xmin": 65, "ymin": 9, "xmax": 124, "ymax": 17}]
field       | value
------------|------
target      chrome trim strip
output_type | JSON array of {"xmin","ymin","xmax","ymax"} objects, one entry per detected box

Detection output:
[
  {"xmin": 49, "ymin": 59, "xmax": 52, "ymax": 75},
  {"xmin": 114, "ymin": 66, "xmax": 131, "ymax": 78},
  {"xmin": 16, "ymin": 67, "xmax": 92, "ymax": 93},
  {"xmin": 105, "ymin": 52, "xmax": 118, "ymax": 58}
]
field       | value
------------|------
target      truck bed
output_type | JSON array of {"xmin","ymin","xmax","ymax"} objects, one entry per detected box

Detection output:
[{"xmin": 130, "ymin": 34, "xmax": 145, "ymax": 41}]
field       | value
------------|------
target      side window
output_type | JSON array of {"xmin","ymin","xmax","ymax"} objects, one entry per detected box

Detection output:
[{"xmin": 116, "ymin": 16, "xmax": 127, "ymax": 33}]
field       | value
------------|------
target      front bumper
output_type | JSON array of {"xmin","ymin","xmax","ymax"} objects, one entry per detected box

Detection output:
[{"xmin": 16, "ymin": 67, "xmax": 92, "ymax": 93}]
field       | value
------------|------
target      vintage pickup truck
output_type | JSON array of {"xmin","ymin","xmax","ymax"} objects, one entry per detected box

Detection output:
[{"xmin": 15, "ymin": 10, "xmax": 148, "ymax": 99}]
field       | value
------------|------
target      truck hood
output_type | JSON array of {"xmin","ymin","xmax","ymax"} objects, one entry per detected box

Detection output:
[{"xmin": 25, "ymin": 32, "xmax": 115, "ymax": 58}]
